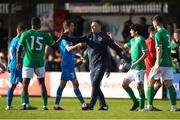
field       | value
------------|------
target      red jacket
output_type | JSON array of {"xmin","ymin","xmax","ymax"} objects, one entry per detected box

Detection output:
[{"xmin": 144, "ymin": 37, "xmax": 156, "ymax": 71}]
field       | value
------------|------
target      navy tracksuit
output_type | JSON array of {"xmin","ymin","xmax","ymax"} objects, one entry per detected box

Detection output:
[{"xmin": 63, "ymin": 32, "xmax": 123, "ymax": 108}]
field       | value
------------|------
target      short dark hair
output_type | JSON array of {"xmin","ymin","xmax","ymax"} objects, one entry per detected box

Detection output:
[
  {"xmin": 130, "ymin": 24, "xmax": 143, "ymax": 35},
  {"xmin": 62, "ymin": 19, "xmax": 73, "ymax": 29},
  {"xmin": 31, "ymin": 17, "xmax": 41, "ymax": 27},
  {"xmin": 152, "ymin": 15, "xmax": 164, "ymax": 24},
  {"xmin": 148, "ymin": 26, "xmax": 155, "ymax": 33},
  {"xmin": 17, "ymin": 23, "xmax": 26, "ymax": 31},
  {"xmin": 140, "ymin": 17, "xmax": 147, "ymax": 23},
  {"xmin": 92, "ymin": 20, "xmax": 102, "ymax": 27},
  {"xmin": 174, "ymin": 29, "xmax": 180, "ymax": 34}
]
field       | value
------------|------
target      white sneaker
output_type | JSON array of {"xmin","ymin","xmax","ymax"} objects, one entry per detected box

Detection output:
[
  {"xmin": 5, "ymin": 106, "xmax": 10, "ymax": 110},
  {"xmin": 144, "ymin": 105, "xmax": 153, "ymax": 111},
  {"xmin": 26, "ymin": 104, "xmax": 29, "ymax": 108},
  {"xmin": 82, "ymin": 103, "xmax": 88, "ymax": 110},
  {"xmin": 170, "ymin": 106, "xmax": 179, "ymax": 112}
]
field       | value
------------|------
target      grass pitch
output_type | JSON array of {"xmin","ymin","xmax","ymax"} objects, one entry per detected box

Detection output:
[{"xmin": 0, "ymin": 97, "xmax": 180, "ymax": 119}]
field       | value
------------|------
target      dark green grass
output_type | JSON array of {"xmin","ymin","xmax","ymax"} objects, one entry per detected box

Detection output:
[{"xmin": 0, "ymin": 97, "xmax": 180, "ymax": 119}]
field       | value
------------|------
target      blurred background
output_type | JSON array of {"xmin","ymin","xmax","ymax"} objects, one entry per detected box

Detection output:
[{"xmin": 0, "ymin": 0, "xmax": 180, "ymax": 73}]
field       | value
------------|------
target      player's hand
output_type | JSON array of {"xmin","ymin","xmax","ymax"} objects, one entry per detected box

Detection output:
[
  {"xmin": 54, "ymin": 31, "xmax": 61, "ymax": 38},
  {"xmin": 153, "ymin": 64, "xmax": 160, "ymax": 74},
  {"xmin": 130, "ymin": 63, "xmax": 137, "ymax": 69},
  {"xmin": 153, "ymin": 64, "xmax": 160, "ymax": 70},
  {"xmin": 82, "ymin": 59, "xmax": 87, "ymax": 64},
  {"xmin": 150, "ymin": 65, "xmax": 161, "ymax": 79},
  {"xmin": 76, "ymin": 43, "xmax": 82, "ymax": 49},
  {"xmin": 54, "ymin": 29, "xmax": 64, "ymax": 39},
  {"xmin": 107, "ymin": 32, "xmax": 113, "ymax": 38}
]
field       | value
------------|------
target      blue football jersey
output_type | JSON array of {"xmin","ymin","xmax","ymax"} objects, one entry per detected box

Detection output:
[
  {"xmin": 59, "ymin": 39, "xmax": 75, "ymax": 67},
  {"xmin": 9, "ymin": 36, "xmax": 23, "ymax": 70}
]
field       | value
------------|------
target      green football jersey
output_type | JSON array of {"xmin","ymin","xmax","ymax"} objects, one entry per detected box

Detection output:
[
  {"xmin": 155, "ymin": 28, "xmax": 172, "ymax": 67},
  {"xmin": 125, "ymin": 36, "xmax": 147, "ymax": 70},
  {"xmin": 19, "ymin": 29, "xmax": 54, "ymax": 68}
]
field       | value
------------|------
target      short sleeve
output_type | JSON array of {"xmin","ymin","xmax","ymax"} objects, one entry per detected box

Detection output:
[
  {"xmin": 140, "ymin": 38, "xmax": 147, "ymax": 51},
  {"xmin": 125, "ymin": 40, "xmax": 131, "ymax": 48},
  {"xmin": 61, "ymin": 39, "xmax": 69, "ymax": 47},
  {"xmin": 138, "ymin": 37, "xmax": 147, "ymax": 51},
  {"xmin": 19, "ymin": 32, "xmax": 26, "ymax": 45},
  {"xmin": 46, "ymin": 33, "xmax": 55, "ymax": 46},
  {"xmin": 155, "ymin": 32, "xmax": 162, "ymax": 47}
]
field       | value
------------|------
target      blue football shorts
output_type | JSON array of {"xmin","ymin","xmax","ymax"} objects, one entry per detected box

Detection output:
[
  {"xmin": 10, "ymin": 68, "xmax": 22, "ymax": 84},
  {"xmin": 61, "ymin": 67, "xmax": 77, "ymax": 81}
]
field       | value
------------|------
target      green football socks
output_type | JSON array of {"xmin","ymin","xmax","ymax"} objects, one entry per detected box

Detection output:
[
  {"xmin": 139, "ymin": 90, "xmax": 145, "ymax": 109},
  {"xmin": 41, "ymin": 93, "xmax": 48, "ymax": 106},
  {"xmin": 21, "ymin": 93, "xmax": 29, "ymax": 104},
  {"xmin": 168, "ymin": 86, "xmax": 176, "ymax": 105},
  {"xmin": 124, "ymin": 86, "xmax": 138, "ymax": 103},
  {"xmin": 147, "ymin": 86, "xmax": 155, "ymax": 105}
]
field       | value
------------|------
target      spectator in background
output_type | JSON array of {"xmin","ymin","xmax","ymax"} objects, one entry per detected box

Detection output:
[
  {"xmin": 82, "ymin": 49, "xmax": 90, "ymax": 71},
  {"xmin": 45, "ymin": 54, "xmax": 60, "ymax": 71},
  {"xmin": 122, "ymin": 19, "xmax": 133, "ymax": 42},
  {"xmin": 73, "ymin": 44, "xmax": 86, "ymax": 72},
  {"xmin": 108, "ymin": 48, "xmax": 120, "ymax": 72},
  {"xmin": 74, "ymin": 16, "xmax": 84, "ymax": 37},
  {"xmin": 171, "ymin": 29, "xmax": 180, "ymax": 73},
  {"xmin": 165, "ymin": 22, "xmax": 174, "ymax": 39},
  {"xmin": 54, "ymin": 50, "xmax": 62, "ymax": 69},
  {"xmin": 0, "ymin": 19, "xmax": 8, "ymax": 54},
  {"xmin": 0, "ymin": 52, "xmax": 7, "ymax": 71},
  {"xmin": 0, "ymin": 52, "xmax": 6, "ymax": 73},
  {"xmin": 138, "ymin": 17, "xmax": 149, "ymax": 39}
]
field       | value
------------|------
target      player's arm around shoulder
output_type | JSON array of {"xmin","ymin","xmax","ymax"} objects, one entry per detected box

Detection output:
[
  {"xmin": 122, "ymin": 37, "xmax": 133, "ymax": 52},
  {"xmin": 65, "ymin": 43, "xmax": 82, "ymax": 52},
  {"xmin": 123, "ymin": 43, "xmax": 130, "ymax": 52},
  {"xmin": 44, "ymin": 32, "xmax": 55, "ymax": 46}
]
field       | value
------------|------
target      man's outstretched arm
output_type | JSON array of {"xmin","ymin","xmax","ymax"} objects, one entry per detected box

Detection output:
[
  {"xmin": 105, "ymin": 35, "xmax": 125, "ymax": 59},
  {"xmin": 50, "ymin": 31, "xmax": 88, "ymax": 47}
]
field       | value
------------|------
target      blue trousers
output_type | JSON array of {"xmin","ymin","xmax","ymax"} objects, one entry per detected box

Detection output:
[{"xmin": 89, "ymin": 67, "xmax": 107, "ymax": 108}]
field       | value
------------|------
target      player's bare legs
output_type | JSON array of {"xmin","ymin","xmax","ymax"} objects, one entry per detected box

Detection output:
[{"xmin": 153, "ymin": 80, "xmax": 162, "ymax": 98}]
